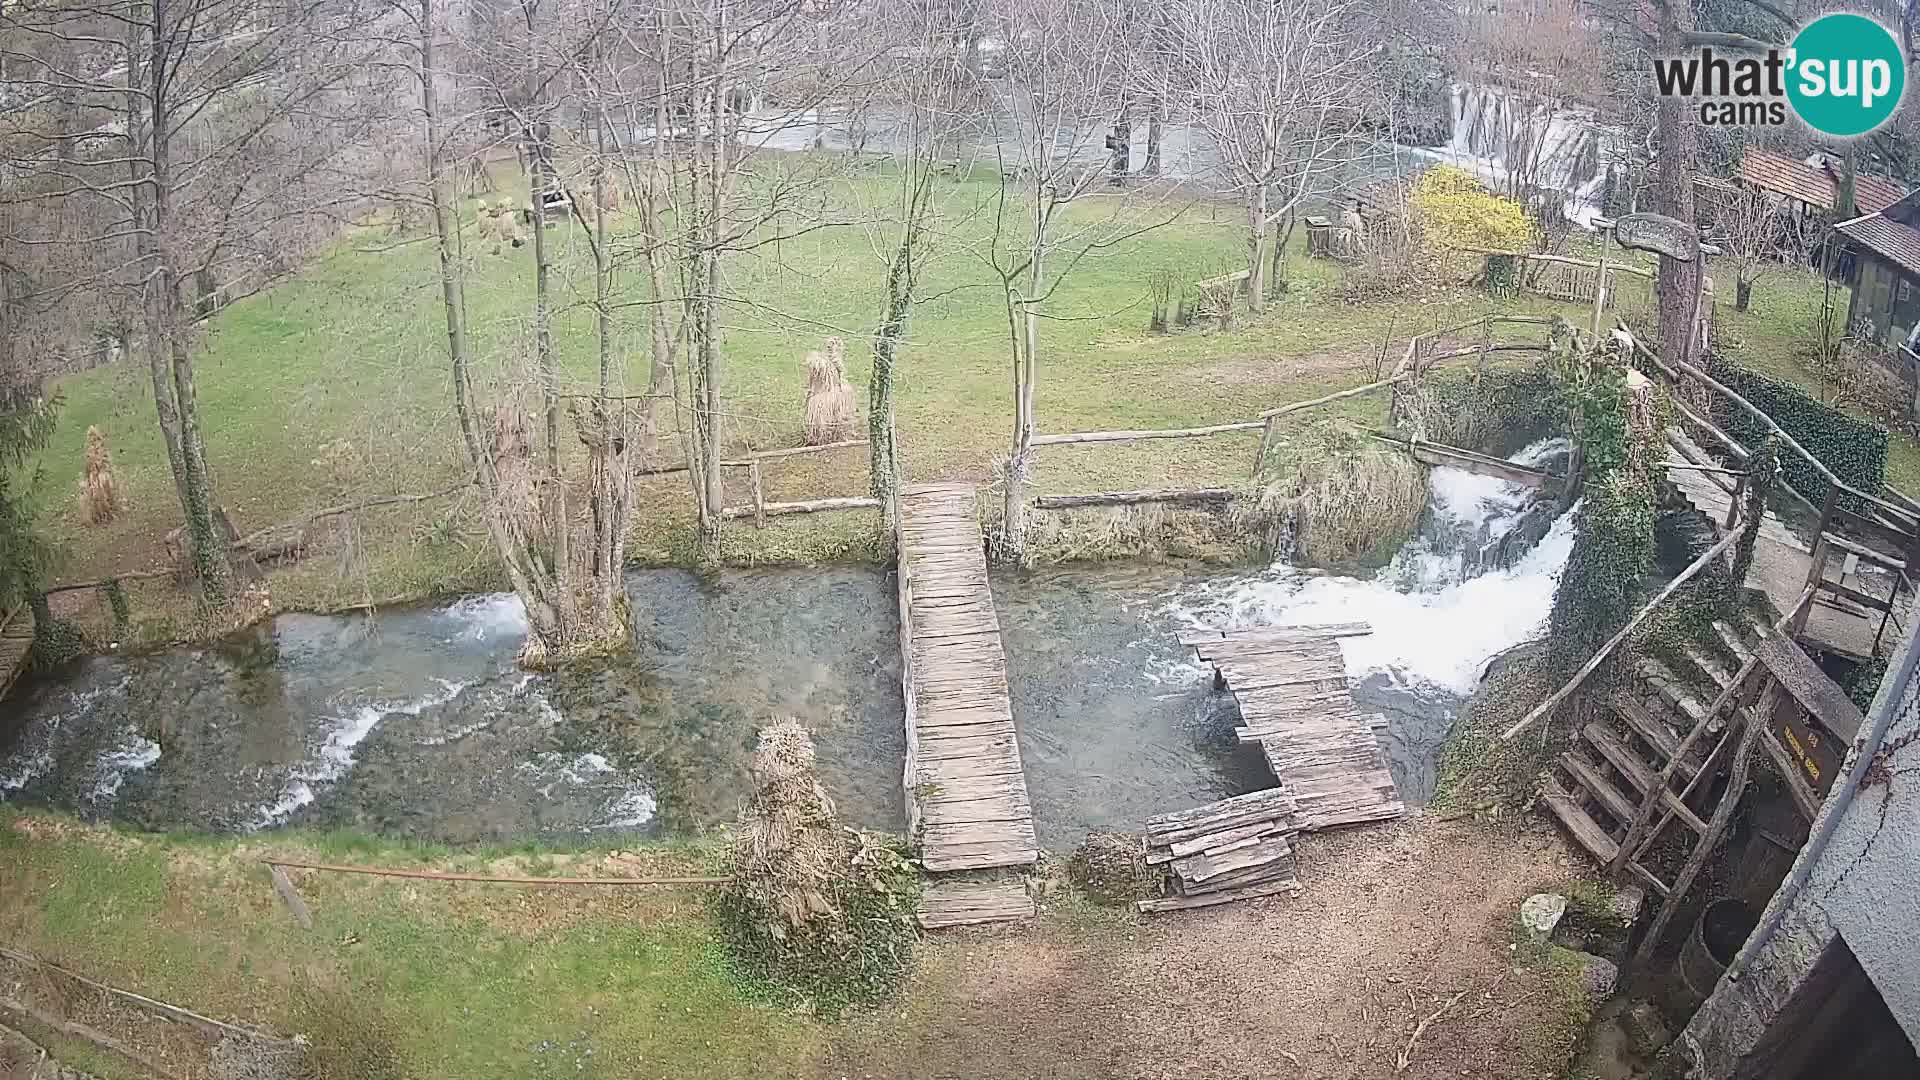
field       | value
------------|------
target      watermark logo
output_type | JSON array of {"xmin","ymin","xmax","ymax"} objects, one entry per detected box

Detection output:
[{"xmin": 1652, "ymin": 12, "xmax": 1906, "ymax": 137}]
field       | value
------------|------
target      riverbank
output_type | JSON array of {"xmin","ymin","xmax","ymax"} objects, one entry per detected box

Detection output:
[{"xmin": 0, "ymin": 808, "xmax": 1603, "ymax": 1079}]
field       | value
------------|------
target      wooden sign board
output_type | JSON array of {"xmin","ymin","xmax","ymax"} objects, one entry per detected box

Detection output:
[
  {"xmin": 1773, "ymin": 694, "xmax": 1844, "ymax": 795},
  {"xmin": 1614, "ymin": 213, "xmax": 1698, "ymax": 262}
]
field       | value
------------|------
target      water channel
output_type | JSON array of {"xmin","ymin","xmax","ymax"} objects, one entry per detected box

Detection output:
[{"xmin": 1, "ymin": 444, "xmax": 1575, "ymax": 849}]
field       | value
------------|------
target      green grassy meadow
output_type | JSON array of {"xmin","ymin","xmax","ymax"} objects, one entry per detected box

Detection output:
[{"xmin": 26, "ymin": 161, "xmax": 1897, "ymax": 633}]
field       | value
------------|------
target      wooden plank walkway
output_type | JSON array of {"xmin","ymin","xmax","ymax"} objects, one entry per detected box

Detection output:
[
  {"xmin": 1665, "ymin": 428, "xmax": 1909, "ymax": 660},
  {"xmin": 918, "ymin": 880, "xmax": 1035, "ymax": 928},
  {"xmin": 896, "ymin": 484, "xmax": 1039, "ymax": 873},
  {"xmin": 1186, "ymin": 625, "xmax": 1405, "ymax": 830},
  {"xmin": 0, "ymin": 604, "xmax": 33, "ymax": 703}
]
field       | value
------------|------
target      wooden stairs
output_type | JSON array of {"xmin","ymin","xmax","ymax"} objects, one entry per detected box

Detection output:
[{"xmin": 1541, "ymin": 618, "xmax": 1760, "ymax": 898}]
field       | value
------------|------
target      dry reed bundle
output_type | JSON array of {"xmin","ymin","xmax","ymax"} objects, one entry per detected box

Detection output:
[
  {"xmin": 79, "ymin": 425, "xmax": 119, "ymax": 526},
  {"xmin": 731, "ymin": 719, "xmax": 844, "ymax": 936},
  {"xmin": 1242, "ymin": 420, "xmax": 1426, "ymax": 568},
  {"xmin": 802, "ymin": 337, "xmax": 857, "ymax": 445}
]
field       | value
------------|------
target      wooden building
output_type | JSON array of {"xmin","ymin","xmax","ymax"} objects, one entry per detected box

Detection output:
[{"xmin": 1835, "ymin": 190, "xmax": 1920, "ymax": 348}]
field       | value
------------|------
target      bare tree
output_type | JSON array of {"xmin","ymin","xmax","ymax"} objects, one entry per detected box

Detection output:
[
  {"xmin": 1705, "ymin": 181, "xmax": 1812, "ymax": 313},
  {"xmin": 1158, "ymin": 0, "xmax": 1373, "ymax": 309},
  {"xmin": 856, "ymin": 0, "xmax": 981, "ymax": 528},
  {"xmin": 976, "ymin": 0, "xmax": 1174, "ymax": 561},
  {"xmin": 2, "ymin": 0, "xmax": 387, "ymax": 607}
]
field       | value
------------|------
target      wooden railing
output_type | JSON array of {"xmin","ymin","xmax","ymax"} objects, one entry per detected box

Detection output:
[
  {"xmin": 1504, "ymin": 327, "xmax": 1920, "ymax": 741},
  {"xmin": 1026, "ymin": 314, "xmax": 1562, "ymax": 509},
  {"xmin": 633, "ymin": 438, "xmax": 878, "ymax": 527}
]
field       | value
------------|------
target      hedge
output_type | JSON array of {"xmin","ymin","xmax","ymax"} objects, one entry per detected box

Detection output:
[{"xmin": 1705, "ymin": 353, "xmax": 1888, "ymax": 508}]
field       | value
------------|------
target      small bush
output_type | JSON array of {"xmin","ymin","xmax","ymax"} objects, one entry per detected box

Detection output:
[
  {"xmin": 715, "ymin": 720, "xmax": 919, "ymax": 1016},
  {"xmin": 1066, "ymin": 830, "xmax": 1159, "ymax": 904}
]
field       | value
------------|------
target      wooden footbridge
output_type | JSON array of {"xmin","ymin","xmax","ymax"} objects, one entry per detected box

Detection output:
[
  {"xmin": 896, "ymin": 485, "xmax": 1040, "ymax": 876},
  {"xmin": 0, "ymin": 604, "xmax": 32, "ymax": 703}
]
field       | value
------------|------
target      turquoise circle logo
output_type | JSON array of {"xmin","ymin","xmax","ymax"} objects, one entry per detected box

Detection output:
[{"xmin": 1787, "ymin": 14, "xmax": 1906, "ymax": 137}]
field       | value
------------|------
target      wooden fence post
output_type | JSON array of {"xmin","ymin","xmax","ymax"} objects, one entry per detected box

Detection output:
[
  {"xmin": 1253, "ymin": 416, "xmax": 1276, "ymax": 477},
  {"xmin": 749, "ymin": 460, "xmax": 766, "ymax": 529}
]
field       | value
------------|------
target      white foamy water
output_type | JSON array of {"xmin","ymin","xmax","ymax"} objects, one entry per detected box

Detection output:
[
  {"xmin": 86, "ymin": 735, "xmax": 162, "ymax": 803},
  {"xmin": 442, "ymin": 593, "xmax": 529, "ymax": 642},
  {"xmin": 1168, "ymin": 441, "xmax": 1576, "ymax": 697},
  {"xmin": 0, "ymin": 675, "xmax": 133, "ymax": 796},
  {"xmin": 247, "ymin": 678, "xmax": 471, "ymax": 829},
  {"xmin": 520, "ymin": 750, "xmax": 657, "ymax": 830}
]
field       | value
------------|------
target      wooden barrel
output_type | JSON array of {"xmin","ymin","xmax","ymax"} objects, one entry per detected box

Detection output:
[{"xmin": 1677, "ymin": 898, "xmax": 1758, "ymax": 1007}]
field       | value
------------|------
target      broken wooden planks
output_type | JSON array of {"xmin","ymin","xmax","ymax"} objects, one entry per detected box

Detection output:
[
  {"xmin": 1199, "ymin": 625, "xmax": 1406, "ymax": 833},
  {"xmin": 899, "ymin": 484, "xmax": 1039, "ymax": 874},
  {"xmin": 1139, "ymin": 789, "xmax": 1302, "ymax": 912}
]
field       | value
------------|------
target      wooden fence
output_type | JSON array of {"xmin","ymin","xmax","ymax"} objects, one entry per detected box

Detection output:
[
  {"xmin": 1025, "ymin": 314, "xmax": 1563, "ymax": 509},
  {"xmin": 641, "ymin": 438, "xmax": 880, "ymax": 527}
]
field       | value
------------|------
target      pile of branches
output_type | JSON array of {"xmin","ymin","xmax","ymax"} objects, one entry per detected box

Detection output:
[{"xmin": 715, "ymin": 719, "xmax": 919, "ymax": 1016}]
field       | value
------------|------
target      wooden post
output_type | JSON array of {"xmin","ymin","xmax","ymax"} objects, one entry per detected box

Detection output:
[
  {"xmin": 1253, "ymin": 415, "xmax": 1276, "ymax": 477},
  {"xmin": 749, "ymin": 460, "xmax": 766, "ymax": 529},
  {"xmin": 1631, "ymin": 681, "xmax": 1778, "ymax": 967},
  {"xmin": 1726, "ymin": 470, "xmax": 1746, "ymax": 532},
  {"xmin": 1591, "ymin": 254, "xmax": 1609, "ymax": 339},
  {"xmin": 1793, "ymin": 537, "xmax": 1828, "ymax": 637},
  {"xmin": 269, "ymin": 864, "xmax": 314, "ymax": 930}
]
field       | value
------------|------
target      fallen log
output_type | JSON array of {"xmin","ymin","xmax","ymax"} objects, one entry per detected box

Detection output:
[
  {"xmin": 717, "ymin": 496, "xmax": 879, "ymax": 520},
  {"xmin": 1033, "ymin": 487, "xmax": 1236, "ymax": 509}
]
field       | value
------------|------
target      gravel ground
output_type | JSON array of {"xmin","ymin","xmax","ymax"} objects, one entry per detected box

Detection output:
[{"xmin": 825, "ymin": 814, "xmax": 1588, "ymax": 1080}]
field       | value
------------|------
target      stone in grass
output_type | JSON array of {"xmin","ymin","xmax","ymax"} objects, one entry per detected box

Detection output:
[
  {"xmin": 1520, "ymin": 892, "xmax": 1569, "ymax": 940},
  {"xmin": 1576, "ymin": 952, "xmax": 1620, "ymax": 999}
]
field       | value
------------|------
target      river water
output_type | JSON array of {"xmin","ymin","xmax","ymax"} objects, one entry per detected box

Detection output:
[{"xmin": 1, "ymin": 443, "xmax": 1573, "ymax": 848}]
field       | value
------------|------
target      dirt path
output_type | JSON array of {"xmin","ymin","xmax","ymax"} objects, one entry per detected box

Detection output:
[{"xmin": 826, "ymin": 815, "xmax": 1585, "ymax": 1080}]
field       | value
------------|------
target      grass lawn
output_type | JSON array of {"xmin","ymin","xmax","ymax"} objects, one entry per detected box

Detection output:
[
  {"xmin": 36, "ymin": 161, "xmax": 1904, "ymax": 635},
  {"xmin": 0, "ymin": 808, "xmax": 1600, "ymax": 1080},
  {"xmin": 32, "ymin": 164, "xmax": 1605, "ymax": 636},
  {"xmin": 0, "ymin": 811, "xmax": 825, "ymax": 1079}
]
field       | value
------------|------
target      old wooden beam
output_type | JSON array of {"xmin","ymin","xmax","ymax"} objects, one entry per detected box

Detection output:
[
  {"xmin": 717, "ymin": 496, "xmax": 880, "ymax": 520},
  {"xmin": 1363, "ymin": 430, "xmax": 1563, "ymax": 490},
  {"xmin": 1033, "ymin": 487, "xmax": 1235, "ymax": 510},
  {"xmin": 269, "ymin": 865, "xmax": 314, "ymax": 930},
  {"xmin": 1029, "ymin": 422, "xmax": 1264, "ymax": 446}
]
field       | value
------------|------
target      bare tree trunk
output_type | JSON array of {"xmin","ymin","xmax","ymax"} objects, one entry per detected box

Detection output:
[
  {"xmin": 141, "ymin": 0, "xmax": 230, "ymax": 605},
  {"xmin": 1654, "ymin": 0, "xmax": 1701, "ymax": 367},
  {"xmin": 1002, "ymin": 242, "xmax": 1043, "ymax": 560},
  {"xmin": 528, "ymin": 120, "xmax": 571, "ymax": 643},
  {"xmin": 1246, "ymin": 183, "xmax": 1269, "ymax": 312},
  {"xmin": 870, "ymin": 211, "xmax": 920, "ymax": 528},
  {"xmin": 1144, "ymin": 105, "xmax": 1162, "ymax": 177},
  {"xmin": 421, "ymin": 0, "xmax": 560, "ymax": 651}
]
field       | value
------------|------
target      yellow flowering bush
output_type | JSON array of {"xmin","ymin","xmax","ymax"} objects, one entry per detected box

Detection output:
[{"xmin": 1410, "ymin": 166, "xmax": 1537, "ymax": 253}]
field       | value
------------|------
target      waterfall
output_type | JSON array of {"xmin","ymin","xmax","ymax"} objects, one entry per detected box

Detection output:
[
  {"xmin": 1420, "ymin": 81, "xmax": 1615, "ymax": 229},
  {"xmin": 1167, "ymin": 438, "xmax": 1575, "ymax": 698}
]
